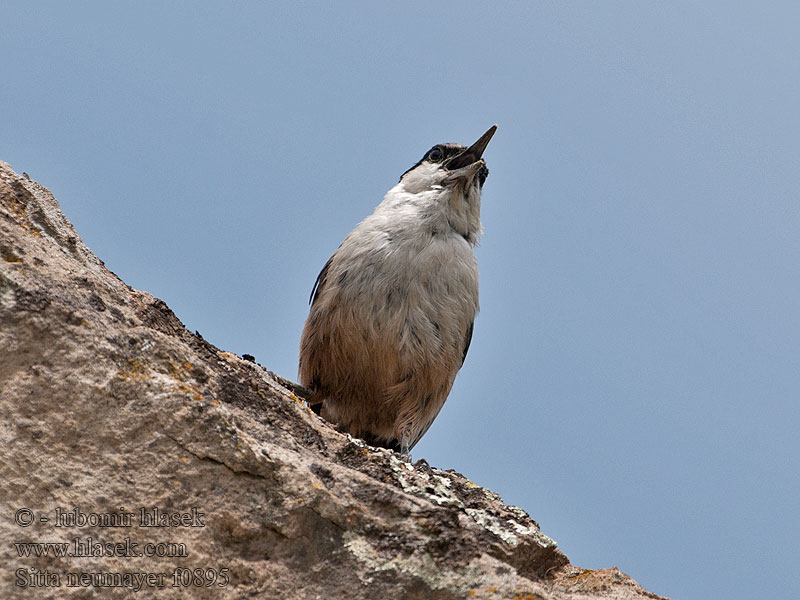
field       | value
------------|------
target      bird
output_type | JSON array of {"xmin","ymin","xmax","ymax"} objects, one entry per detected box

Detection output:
[{"xmin": 299, "ymin": 125, "xmax": 496, "ymax": 456}]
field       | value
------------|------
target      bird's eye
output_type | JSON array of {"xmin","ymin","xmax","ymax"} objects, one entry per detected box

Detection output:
[{"xmin": 428, "ymin": 147, "xmax": 444, "ymax": 162}]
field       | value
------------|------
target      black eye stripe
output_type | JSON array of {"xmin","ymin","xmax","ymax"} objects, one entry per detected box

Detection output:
[{"xmin": 399, "ymin": 143, "xmax": 469, "ymax": 181}]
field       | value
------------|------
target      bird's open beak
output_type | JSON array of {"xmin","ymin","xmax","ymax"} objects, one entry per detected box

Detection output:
[{"xmin": 446, "ymin": 125, "xmax": 497, "ymax": 171}]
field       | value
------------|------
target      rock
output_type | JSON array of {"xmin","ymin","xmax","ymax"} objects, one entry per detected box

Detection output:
[{"xmin": 0, "ymin": 161, "xmax": 669, "ymax": 599}]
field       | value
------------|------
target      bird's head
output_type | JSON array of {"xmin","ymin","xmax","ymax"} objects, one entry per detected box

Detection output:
[
  {"xmin": 393, "ymin": 125, "xmax": 496, "ymax": 244},
  {"xmin": 399, "ymin": 124, "xmax": 496, "ymax": 194}
]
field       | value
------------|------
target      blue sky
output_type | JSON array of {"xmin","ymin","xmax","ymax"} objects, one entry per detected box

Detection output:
[{"xmin": 3, "ymin": 3, "xmax": 799, "ymax": 598}]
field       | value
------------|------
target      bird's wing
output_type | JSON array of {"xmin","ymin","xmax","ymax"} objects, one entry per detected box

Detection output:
[
  {"xmin": 309, "ymin": 254, "xmax": 334, "ymax": 305},
  {"xmin": 461, "ymin": 320, "xmax": 474, "ymax": 366}
]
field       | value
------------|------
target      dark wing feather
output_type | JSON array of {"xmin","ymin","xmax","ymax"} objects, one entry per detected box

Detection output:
[
  {"xmin": 309, "ymin": 255, "xmax": 334, "ymax": 305},
  {"xmin": 461, "ymin": 320, "xmax": 474, "ymax": 366}
]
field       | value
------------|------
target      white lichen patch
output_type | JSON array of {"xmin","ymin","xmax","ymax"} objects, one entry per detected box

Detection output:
[
  {"xmin": 466, "ymin": 508, "xmax": 520, "ymax": 546},
  {"xmin": 465, "ymin": 508, "xmax": 558, "ymax": 549},
  {"xmin": 505, "ymin": 505, "xmax": 530, "ymax": 521},
  {"xmin": 387, "ymin": 454, "xmax": 463, "ymax": 507},
  {"xmin": 510, "ymin": 520, "xmax": 557, "ymax": 548},
  {"xmin": 481, "ymin": 488, "xmax": 504, "ymax": 504},
  {"xmin": 346, "ymin": 433, "xmax": 368, "ymax": 449},
  {"xmin": 0, "ymin": 284, "xmax": 15, "ymax": 310}
]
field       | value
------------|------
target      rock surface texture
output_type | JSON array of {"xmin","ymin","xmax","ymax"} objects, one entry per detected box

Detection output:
[{"xmin": 0, "ymin": 161, "xmax": 669, "ymax": 599}]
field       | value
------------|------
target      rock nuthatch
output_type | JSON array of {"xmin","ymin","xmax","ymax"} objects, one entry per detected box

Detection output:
[{"xmin": 299, "ymin": 125, "xmax": 496, "ymax": 455}]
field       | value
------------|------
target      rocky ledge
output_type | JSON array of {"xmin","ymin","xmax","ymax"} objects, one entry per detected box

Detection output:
[{"xmin": 0, "ymin": 161, "xmax": 668, "ymax": 599}]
